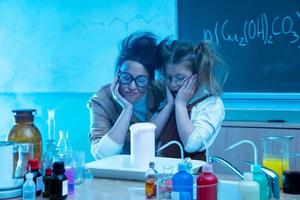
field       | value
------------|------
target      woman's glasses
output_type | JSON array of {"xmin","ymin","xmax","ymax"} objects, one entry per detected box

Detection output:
[{"xmin": 118, "ymin": 72, "xmax": 151, "ymax": 88}]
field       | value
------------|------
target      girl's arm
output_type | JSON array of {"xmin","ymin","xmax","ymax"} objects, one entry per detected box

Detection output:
[
  {"xmin": 151, "ymin": 85, "xmax": 174, "ymax": 140},
  {"xmin": 184, "ymin": 97, "xmax": 225, "ymax": 152}
]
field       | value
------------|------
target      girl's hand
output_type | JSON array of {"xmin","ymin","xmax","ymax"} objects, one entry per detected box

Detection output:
[
  {"xmin": 165, "ymin": 85, "xmax": 174, "ymax": 107},
  {"xmin": 175, "ymin": 74, "xmax": 197, "ymax": 106},
  {"xmin": 111, "ymin": 77, "xmax": 133, "ymax": 109}
]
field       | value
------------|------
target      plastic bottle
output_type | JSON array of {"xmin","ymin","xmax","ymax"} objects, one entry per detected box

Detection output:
[
  {"xmin": 49, "ymin": 161, "xmax": 68, "ymax": 200},
  {"xmin": 7, "ymin": 109, "xmax": 42, "ymax": 171},
  {"xmin": 56, "ymin": 130, "xmax": 74, "ymax": 195},
  {"xmin": 172, "ymin": 162, "xmax": 193, "ymax": 200},
  {"xmin": 24, "ymin": 159, "xmax": 43, "ymax": 196},
  {"xmin": 23, "ymin": 172, "xmax": 36, "ymax": 200},
  {"xmin": 42, "ymin": 168, "xmax": 52, "ymax": 198},
  {"xmin": 251, "ymin": 164, "xmax": 270, "ymax": 200},
  {"xmin": 226, "ymin": 140, "xmax": 270, "ymax": 200},
  {"xmin": 145, "ymin": 162, "xmax": 158, "ymax": 199},
  {"xmin": 238, "ymin": 172, "xmax": 259, "ymax": 200},
  {"xmin": 197, "ymin": 163, "xmax": 218, "ymax": 200}
]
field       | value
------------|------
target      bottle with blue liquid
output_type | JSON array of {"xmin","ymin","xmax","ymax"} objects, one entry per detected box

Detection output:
[
  {"xmin": 23, "ymin": 172, "xmax": 36, "ymax": 200},
  {"xmin": 172, "ymin": 162, "xmax": 193, "ymax": 200}
]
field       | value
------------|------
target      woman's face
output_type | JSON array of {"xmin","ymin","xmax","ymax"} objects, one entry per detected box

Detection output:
[
  {"xmin": 165, "ymin": 62, "xmax": 193, "ymax": 92},
  {"xmin": 118, "ymin": 60, "xmax": 150, "ymax": 103}
]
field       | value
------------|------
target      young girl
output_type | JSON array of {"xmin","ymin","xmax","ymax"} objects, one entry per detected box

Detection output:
[{"xmin": 156, "ymin": 39, "xmax": 226, "ymax": 160}]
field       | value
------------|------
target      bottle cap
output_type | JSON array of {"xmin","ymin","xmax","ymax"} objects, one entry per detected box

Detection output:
[
  {"xmin": 178, "ymin": 162, "xmax": 187, "ymax": 171},
  {"xmin": 202, "ymin": 163, "xmax": 213, "ymax": 173},
  {"xmin": 26, "ymin": 172, "xmax": 33, "ymax": 179},
  {"xmin": 12, "ymin": 109, "xmax": 36, "ymax": 123},
  {"xmin": 45, "ymin": 168, "xmax": 52, "ymax": 176},
  {"xmin": 53, "ymin": 161, "xmax": 65, "ymax": 174},
  {"xmin": 244, "ymin": 172, "xmax": 253, "ymax": 181},
  {"xmin": 27, "ymin": 159, "xmax": 40, "ymax": 171},
  {"xmin": 251, "ymin": 164, "xmax": 262, "ymax": 173}
]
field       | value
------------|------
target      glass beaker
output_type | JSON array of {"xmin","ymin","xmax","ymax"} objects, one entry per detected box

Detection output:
[
  {"xmin": 282, "ymin": 153, "xmax": 300, "ymax": 194},
  {"xmin": 262, "ymin": 136, "xmax": 292, "ymax": 188}
]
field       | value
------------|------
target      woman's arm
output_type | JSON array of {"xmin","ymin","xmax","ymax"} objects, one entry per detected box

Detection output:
[
  {"xmin": 107, "ymin": 78, "xmax": 133, "ymax": 144},
  {"xmin": 89, "ymin": 79, "xmax": 133, "ymax": 159}
]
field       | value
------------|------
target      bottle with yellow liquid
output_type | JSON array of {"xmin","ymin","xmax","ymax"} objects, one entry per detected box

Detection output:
[
  {"xmin": 7, "ymin": 109, "xmax": 43, "ymax": 174},
  {"xmin": 262, "ymin": 136, "xmax": 292, "ymax": 188}
]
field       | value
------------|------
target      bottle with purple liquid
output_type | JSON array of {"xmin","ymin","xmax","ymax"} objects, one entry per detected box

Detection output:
[{"xmin": 56, "ymin": 130, "xmax": 75, "ymax": 195}]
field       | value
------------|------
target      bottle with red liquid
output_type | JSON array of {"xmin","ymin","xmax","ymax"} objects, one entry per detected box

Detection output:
[{"xmin": 197, "ymin": 163, "xmax": 218, "ymax": 200}]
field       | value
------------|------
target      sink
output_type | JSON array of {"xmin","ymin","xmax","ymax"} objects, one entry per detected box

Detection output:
[{"xmin": 86, "ymin": 155, "xmax": 205, "ymax": 181}]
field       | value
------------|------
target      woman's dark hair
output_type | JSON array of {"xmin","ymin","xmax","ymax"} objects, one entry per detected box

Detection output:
[
  {"xmin": 158, "ymin": 38, "xmax": 227, "ymax": 96},
  {"xmin": 115, "ymin": 32, "xmax": 159, "ymax": 80}
]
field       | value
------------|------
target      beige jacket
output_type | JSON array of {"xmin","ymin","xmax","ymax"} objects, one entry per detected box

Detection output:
[{"xmin": 88, "ymin": 82, "xmax": 165, "ymax": 157}]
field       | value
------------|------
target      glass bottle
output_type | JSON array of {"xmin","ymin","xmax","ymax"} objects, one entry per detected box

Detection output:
[
  {"xmin": 42, "ymin": 168, "xmax": 52, "ymax": 198},
  {"xmin": 56, "ymin": 130, "xmax": 74, "ymax": 195},
  {"xmin": 145, "ymin": 162, "xmax": 158, "ymax": 199},
  {"xmin": 49, "ymin": 161, "xmax": 68, "ymax": 200},
  {"xmin": 7, "ymin": 109, "xmax": 42, "ymax": 172}
]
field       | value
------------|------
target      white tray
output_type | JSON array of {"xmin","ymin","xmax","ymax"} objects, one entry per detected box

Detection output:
[{"xmin": 85, "ymin": 155, "xmax": 205, "ymax": 181}]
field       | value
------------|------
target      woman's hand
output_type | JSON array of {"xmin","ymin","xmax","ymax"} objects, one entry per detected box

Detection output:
[
  {"xmin": 175, "ymin": 74, "xmax": 197, "ymax": 107},
  {"xmin": 111, "ymin": 77, "xmax": 133, "ymax": 110}
]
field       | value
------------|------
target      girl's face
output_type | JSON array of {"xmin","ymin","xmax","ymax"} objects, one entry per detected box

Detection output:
[
  {"xmin": 118, "ymin": 60, "xmax": 150, "ymax": 103},
  {"xmin": 165, "ymin": 62, "xmax": 193, "ymax": 92}
]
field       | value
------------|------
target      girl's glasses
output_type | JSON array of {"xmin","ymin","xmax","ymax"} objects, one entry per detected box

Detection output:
[
  {"xmin": 165, "ymin": 74, "xmax": 193, "ymax": 85},
  {"xmin": 118, "ymin": 72, "xmax": 151, "ymax": 88}
]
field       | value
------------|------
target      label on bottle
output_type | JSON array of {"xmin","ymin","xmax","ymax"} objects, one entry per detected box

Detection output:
[
  {"xmin": 36, "ymin": 176, "xmax": 43, "ymax": 191},
  {"xmin": 171, "ymin": 192, "xmax": 180, "ymax": 200},
  {"xmin": 171, "ymin": 191, "xmax": 191, "ymax": 200},
  {"xmin": 20, "ymin": 143, "xmax": 30, "ymax": 153},
  {"xmin": 62, "ymin": 180, "xmax": 68, "ymax": 196}
]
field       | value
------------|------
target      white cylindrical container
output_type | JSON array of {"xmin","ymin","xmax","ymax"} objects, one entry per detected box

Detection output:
[
  {"xmin": 130, "ymin": 123, "xmax": 156, "ymax": 170},
  {"xmin": 0, "ymin": 141, "xmax": 14, "ymax": 187}
]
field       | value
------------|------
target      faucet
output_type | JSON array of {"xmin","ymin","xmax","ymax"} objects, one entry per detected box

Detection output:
[
  {"xmin": 209, "ymin": 156, "xmax": 280, "ymax": 200},
  {"xmin": 209, "ymin": 156, "xmax": 244, "ymax": 179}
]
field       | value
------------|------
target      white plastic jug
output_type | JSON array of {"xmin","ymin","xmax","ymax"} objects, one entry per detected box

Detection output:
[{"xmin": 130, "ymin": 123, "xmax": 156, "ymax": 169}]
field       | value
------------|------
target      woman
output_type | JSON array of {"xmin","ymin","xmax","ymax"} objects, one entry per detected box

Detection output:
[
  {"xmin": 156, "ymin": 39, "xmax": 226, "ymax": 160},
  {"xmin": 88, "ymin": 32, "xmax": 169, "ymax": 160}
]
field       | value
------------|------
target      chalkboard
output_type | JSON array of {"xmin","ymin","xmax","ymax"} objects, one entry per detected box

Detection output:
[{"xmin": 178, "ymin": 0, "xmax": 300, "ymax": 93}]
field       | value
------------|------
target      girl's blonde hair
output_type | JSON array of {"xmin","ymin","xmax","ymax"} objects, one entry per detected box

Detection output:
[{"xmin": 158, "ymin": 39, "xmax": 227, "ymax": 96}]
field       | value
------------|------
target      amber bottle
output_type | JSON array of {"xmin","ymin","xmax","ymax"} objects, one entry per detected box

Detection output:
[{"xmin": 7, "ymin": 109, "xmax": 43, "ymax": 171}]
